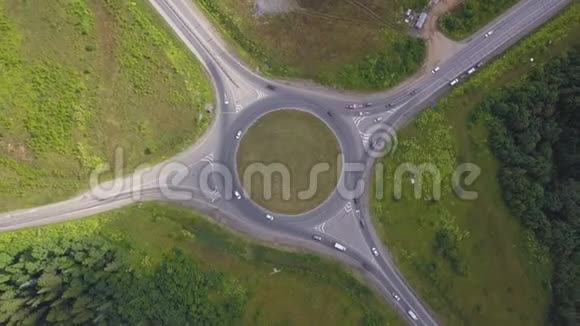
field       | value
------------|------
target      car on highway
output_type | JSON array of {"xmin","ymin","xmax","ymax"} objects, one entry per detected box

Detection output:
[
  {"xmin": 407, "ymin": 310, "xmax": 419, "ymax": 321},
  {"xmin": 484, "ymin": 30, "xmax": 494, "ymax": 38},
  {"xmin": 392, "ymin": 292, "xmax": 401, "ymax": 301},
  {"xmin": 265, "ymin": 214, "xmax": 274, "ymax": 221},
  {"xmin": 385, "ymin": 103, "xmax": 394, "ymax": 108},
  {"xmin": 467, "ymin": 67, "xmax": 476, "ymax": 75},
  {"xmin": 371, "ymin": 247, "xmax": 379, "ymax": 257},
  {"xmin": 312, "ymin": 235, "xmax": 322, "ymax": 241},
  {"xmin": 235, "ymin": 130, "xmax": 242, "ymax": 140},
  {"xmin": 431, "ymin": 66, "xmax": 440, "ymax": 74},
  {"xmin": 373, "ymin": 116, "xmax": 383, "ymax": 123},
  {"xmin": 233, "ymin": 190, "xmax": 242, "ymax": 200},
  {"xmin": 333, "ymin": 242, "xmax": 347, "ymax": 252},
  {"xmin": 266, "ymin": 84, "xmax": 276, "ymax": 90},
  {"xmin": 449, "ymin": 78, "xmax": 459, "ymax": 86},
  {"xmin": 364, "ymin": 102, "xmax": 373, "ymax": 107},
  {"xmin": 346, "ymin": 104, "xmax": 363, "ymax": 110},
  {"xmin": 358, "ymin": 111, "xmax": 369, "ymax": 116},
  {"xmin": 359, "ymin": 219, "xmax": 365, "ymax": 228}
]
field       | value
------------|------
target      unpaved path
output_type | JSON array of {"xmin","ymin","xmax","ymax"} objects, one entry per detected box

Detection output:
[{"xmin": 422, "ymin": 0, "xmax": 465, "ymax": 69}]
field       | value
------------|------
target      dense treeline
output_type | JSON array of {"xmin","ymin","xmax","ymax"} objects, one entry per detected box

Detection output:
[
  {"xmin": 0, "ymin": 236, "xmax": 246, "ymax": 325},
  {"xmin": 483, "ymin": 47, "xmax": 580, "ymax": 325}
]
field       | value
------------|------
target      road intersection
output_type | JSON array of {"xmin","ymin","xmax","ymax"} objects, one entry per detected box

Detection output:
[{"xmin": 0, "ymin": 0, "xmax": 572, "ymax": 324}]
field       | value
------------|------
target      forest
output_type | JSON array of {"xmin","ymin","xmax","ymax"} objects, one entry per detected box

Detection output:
[
  {"xmin": 0, "ymin": 236, "xmax": 245, "ymax": 325},
  {"xmin": 483, "ymin": 47, "xmax": 580, "ymax": 325}
]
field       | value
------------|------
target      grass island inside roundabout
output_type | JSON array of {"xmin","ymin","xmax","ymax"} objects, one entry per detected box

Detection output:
[{"xmin": 236, "ymin": 109, "xmax": 342, "ymax": 215}]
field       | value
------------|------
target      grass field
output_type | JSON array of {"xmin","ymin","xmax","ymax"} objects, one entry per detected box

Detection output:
[
  {"xmin": 236, "ymin": 110, "xmax": 341, "ymax": 215},
  {"xmin": 0, "ymin": 0, "xmax": 212, "ymax": 211},
  {"xmin": 0, "ymin": 202, "xmax": 403, "ymax": 325},
  {"xmin": 439, "ymin": 0, "xmax": 518, "ymax": 40},
  {"xmin": 371, "ymin": 4, "xmax": 580, "ymax": 325},
  {"xmin": 194, "ymin": 0, "xmax": 426, "ymax": 90}
]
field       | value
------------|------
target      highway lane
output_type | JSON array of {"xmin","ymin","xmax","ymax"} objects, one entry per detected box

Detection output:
[{"xmin": 0, "ymin": 0, "xmax": 572, "ymax": 324}]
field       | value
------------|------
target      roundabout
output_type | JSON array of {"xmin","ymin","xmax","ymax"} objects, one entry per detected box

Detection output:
[
  {"xmin": 220, "ymin": 96, "xmax": 366, "ymax": 225},
  {"xmin": 236, "ymin": 109, "xmax": 341, "ymax": 215}
]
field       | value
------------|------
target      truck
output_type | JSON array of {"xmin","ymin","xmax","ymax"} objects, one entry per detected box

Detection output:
[{"xmin": 333, "ymin": 242, "xmax": 347, "ymax": 252}]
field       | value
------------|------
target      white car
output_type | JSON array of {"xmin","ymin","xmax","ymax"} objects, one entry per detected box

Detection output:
[
  {"xmin": 334, "ymin": 242, "xmax": 347, "ymax": 252},
  {"xmin": 392, "ymin": 292, "xmax": 401, "ymax": 301},
  {"xmin": 449, "ymin": 78, "xmax": 459, "ymax": 86},
  {"xmin": 407, "ymin": 310, "xmax": 418, "ymax": 321},
  {"xmin": 265, "ymin": 214, "xmax": 274, "ymax": 221},
  {"xmin": 374, "ymin": 117, "xmax": 383, "ymax": 123},
  {"xmin": 431, "ymin": 66, "xmax": 440, "ymax": 74},
  {"xmin": 235, "ymin": 130, "xmax": 242, "ymax": 140},
  {"xmin": 467, "ymin": 67, "xmax": 476, "ymax": 75},
  {"xmin": 484, "ymin": 30, "xmax": 494, "ymax": 38},
  {"xmin": 371, "ymin": 247, "xmax": 379, "ymax": 256},
  {"xmin": 233, "ymin": 190, "xmax": 242, "ymax": 199},
  {"xmin": 312, "ymin": 235, "xmax": 322, "ymax": 241}
]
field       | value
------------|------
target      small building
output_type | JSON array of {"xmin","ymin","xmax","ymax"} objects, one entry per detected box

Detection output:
[{"xmin": 415, "ymin": 12, "xmax": 428, "ymax": 29}]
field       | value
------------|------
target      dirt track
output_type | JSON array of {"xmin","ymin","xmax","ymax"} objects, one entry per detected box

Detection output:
[{"xmin": 422, "ymin": 0, "xmax": 465, "ymax": 70}]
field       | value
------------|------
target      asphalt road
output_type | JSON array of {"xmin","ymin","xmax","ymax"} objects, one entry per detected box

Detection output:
[{"xmin": 0, "ymin": 0, "xmax": 572, "ymax": 324}]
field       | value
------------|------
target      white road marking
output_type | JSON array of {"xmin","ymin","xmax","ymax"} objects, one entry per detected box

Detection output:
[
  {"xmin": 353, "ymin": 116, "xmax": 365, "ymax": 127},
  {"xmin": 256, "ymin": 89, "xmax": 265, "ymax": 99},
  {"xmin": 345, "ymin": 202, "xmax": 352, "ymax": 213},
  {"xmin": 360, "ymin": 132, "xmax": 371, "ymax": 145},
  {"xmin": 314, "ymin": 222, "xmax": 326, "ymax": 234},
  {"xmin": 201, "ymin": 152, "xmax": 215, "ymax": 166},
  {"xmin": 235, "ymin": 104, "xmax": 243, "ymax": 112}
]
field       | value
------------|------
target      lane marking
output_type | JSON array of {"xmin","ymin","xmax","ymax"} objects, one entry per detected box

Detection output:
[{"xmin": 345, "ymin": 202, "xmax": 352, "ymax": 213}]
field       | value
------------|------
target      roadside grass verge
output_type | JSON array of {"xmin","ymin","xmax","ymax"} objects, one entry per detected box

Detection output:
[
  {"xmin": 371, "ymin": 4, "xmax": 580, "ymax": 325},
  {"xmin": 236, "ymin": 110, "xmax": 341, "ymax": 215},
  {"xmin": 193, "ymin": 0, "xmax": 427, "ymax": 90},
  {"xmin": 0, "ymin": 0, "xmax": 212, "ymax": 211},
  {"xmin": 0, "ymin": 202, "xmax": 403, "ymax": 325},
  {"xmin": 439, "ymin": 0, "xmax": 518, "ymax": 40}
]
